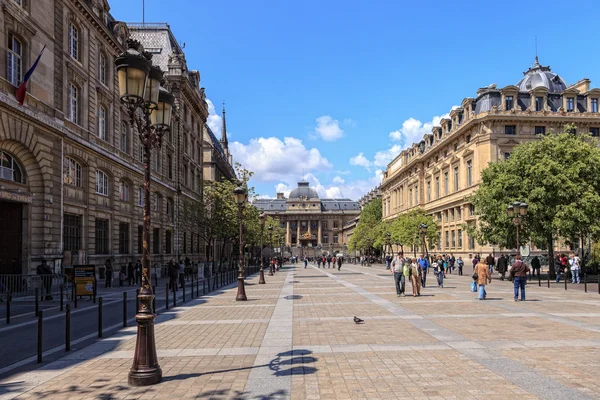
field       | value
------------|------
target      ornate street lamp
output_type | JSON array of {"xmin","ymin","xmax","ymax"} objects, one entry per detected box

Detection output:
[
  {"xmin": 234, "ymin": 185, "xmax": 248, "ymax": 301},
  {"xmin": 267, "ymin": 225, "xmax": 274, "ymax": 276},
  {"xmin": 258, "ymin": 213, "xmax": 266, "ymax": 284},
  {"xmin": 116, "ymin": 39, "xmax": 174, "ymax": 387},
  {"xmin": 507, "ymin": 201, "xmax": 528, "ymax": 255},
  {"xmin": 419, "ymin": 223, "xmax": 429, "ymax": 259}
]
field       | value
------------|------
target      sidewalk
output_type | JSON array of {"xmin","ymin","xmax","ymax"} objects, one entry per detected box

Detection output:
[{"xmin": 1, "ymin": 263, "xmax": 600, "ymax": 399}]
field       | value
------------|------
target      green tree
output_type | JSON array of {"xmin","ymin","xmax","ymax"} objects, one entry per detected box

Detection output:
[
  {"xmin": 468, "ymin": 128, "xmax": 600, "ymax": 277},
  {"xmin": 389, "ymin": 209, "xmax": 438, "ymax": 257},
  {"xmin": 348, "ymin": 198, "xmax": 382, "ymax": 255}
]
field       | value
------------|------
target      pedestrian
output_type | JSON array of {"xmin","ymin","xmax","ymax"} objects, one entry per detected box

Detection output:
[
  {"xmin": 554, "ymin": 255, "xmax": 563, "ymax": 283},
  {"xmin": 135, "ymin": 260, "xmax": 142, "ymax": 285},
  {"xmin": 409, "ymin": 258, "xmax": 422, "ymax": 297},
  {"xmin": 418, "ymin": 255, "xmax": 429, "ymax": 287},
  {"xmin": 332, "ymin": 256, "xmax": 337, "ymax": 268},
  {"xmin": 474, "ymin": 259, "xmax": 491, "ymax": 300},
  {"xmin": 104, "ymin": 259, "xmax": 113, "ymax": 288},
  {"xmin": 337, "ymin": 255, "xmax": 343, "ymax": 271},
  {"xmin": 497, "ymin": 255, "xmax": 508, "ymax": 281},
  {"xmin": 178, "ymin": 259, "xmax": 185, "ymax": 289},
  {"xmin": 36, "ymin": 259, "xmax": 54, "ymax": 300},
  {"xmin": 391, "ymin": 252, "xmax": 406, "ymax": 296},
  {"xmin": 168, "ymin": 257, "xmax": 178, "ymax": 292},
  {"xmin": 472, "ymin": 254, "xmax": 479, "ymax": 271},
  {"xmin": 457, "ymin": 256, "xmax": 464, "ymax": 276},
  {"xmin": 119, "ymin": 266, "xmax": 126, "ymax": 287},
  {"xmin": 304, "ymin": 257, "xmax": 308, "ymax": 269},
  {"xmin": 531, "ymin": 256, "xmax": 541, "ymax": 279},
  {"xmin": 569, "ymin": 253, "xmax": 581, "ymax": 284},
  {"xmin": 327, "ymin": 255, "xmax": 332, "ymax": 269},
  {"xmin": 510, "ymin": 255, "xmax": 530, "ymax": 301},
  {"xmin": 486, "ymin": 253, "xmax": 495, "ymax": 276},
  {"xmin": 434, "ymin": 255, "xmax": 444, "ymax": 288},
  {"xmin": 127, "ymin": 262, "xmax": 135, "ymax": 286}
]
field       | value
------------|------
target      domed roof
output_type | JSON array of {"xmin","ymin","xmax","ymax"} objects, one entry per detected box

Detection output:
[
  {"xmin": 516, "ymin": 57, "xmax": 567, "ymax": 93},
  {"xmin": 289, "ymin": 181, "xmax": 319, "ymax": 200}
]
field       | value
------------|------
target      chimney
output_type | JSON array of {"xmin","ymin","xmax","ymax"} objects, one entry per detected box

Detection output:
[{"xmin": 277, "ymin": 192, "xmax": 285, "ymax": 199}]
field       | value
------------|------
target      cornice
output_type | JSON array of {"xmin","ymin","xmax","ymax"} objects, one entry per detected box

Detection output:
[{"xmin": 71, "ymin": 0, "xmax": 124, "ymax": 53}]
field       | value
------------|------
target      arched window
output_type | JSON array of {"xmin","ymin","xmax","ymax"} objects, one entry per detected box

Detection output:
[
  {"xmin": 63, "ymin": 157, "xmax": 82, "ymax": 187},
  {"xmin": 120, "ymin": 121, "xmax": 128, "ymax": 153},
  {"xmin": 95, "ymin": 170, "xmax": 108, "ymax": 195},
  {"xmin": 0, "ymin": 151, "xmax": 26, "ymax": 183},
  {"xmin": 99, "ymin": 53, "xmax": 107, "ymax": 85},
  {"xmin": 98, "ymin": 106, "xmax": 106, "ymax": 140},
  {"xmin": 7, "ymin": 33, "xmax": 23, "ymax": 86},
  {"xmin": 69, "ymin": 23, "xmax": 79, "ymax": 60},
  {"xmin": 67, "ymin": 83, "xmax": 79, "ymax": 124},
  {"xmin": 119, "ymin": 180, "xmax": 129, "ymax": 201}
]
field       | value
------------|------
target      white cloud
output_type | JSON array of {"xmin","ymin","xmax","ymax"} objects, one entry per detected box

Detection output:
[
  {"xmin": 388, "ymin": 106, "xmax": 459, "ymax": 147},
  {"xmin": 281, "ymin": 171, "xmax": 383, "ymax": 201},
  {"xmin": 336, "ymin": 170, "xmax": 351, "ymax": 175},
  {"xmin": 333, "ymin": 176, "xmax": 345, "ymax": 184},
  {"xmin": 349, "ymin": 152, "xmax": 371, "ymax": 168},
  {"xmin": 230, "ymin": 137, "xmax": 332, "ymax": 182},
  {"xmin": 373, "ymin": 144, "xmax": 403, "ymax": 167},
  {"xmin": 275, "ymin": 183, "xmax": 292, "ymax": 197},
  {"xmin": 206, "ymin": 98, "xmax": 223, "ymax": 137},
  {"xmin": 314, "ymin": 115, "xmax": 344, "ymax": 141}
]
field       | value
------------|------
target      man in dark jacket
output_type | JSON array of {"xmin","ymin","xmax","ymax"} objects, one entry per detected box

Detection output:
[
  {"xmin": 168, "ymin": 257, "xmax": 178, "ymax": 292},
  {"xmin": 485, "ymin": 254, "xmax": 495, "ymax": 276},
  {"xmin": 511, "ymin": 255, "xmax": 530, "ymax": 301},
  {"xmin": 36, "ymin": 260, "xmax": 53, "ymax": 300},
  {"xmin": 104, "ymin": 259, "xmax": 113, "ymax": 288},
  {"xmin": 337, "ymin": 255, "xmax": 343, "ymax": 271},
  {"xmin": 531, "ymin": 256, "xmax": 541, "ymax": 279},
  {"xmin": 497, "ymin": 255, "xmax": 508, "ymax": 281}
]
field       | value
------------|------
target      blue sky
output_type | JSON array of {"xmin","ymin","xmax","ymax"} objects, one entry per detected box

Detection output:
[{"xmin": 110, "ymin": 0, "xmax": 600, "ymax": 200}]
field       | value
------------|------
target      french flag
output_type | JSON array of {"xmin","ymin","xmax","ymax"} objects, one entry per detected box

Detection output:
[{"xmin": 16, "ymin": 45, "xmax": 46, "ymax": 106}]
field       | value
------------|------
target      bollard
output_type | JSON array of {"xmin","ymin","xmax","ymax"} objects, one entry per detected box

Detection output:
[
  {"xmin": 538, "ymin": 272, "xmax": 541, "ymax": 287},
  {"xmin": 191, "ymin": 277, "xmax": 194, "ymax": 299},
  {"xmin": 183, "ymin": 282, "xmax": 186, "ymax": 303},
  {"xmin": 123, "ymin": 292, "xmax": 127, "ymax": 328},
  {"xmin": 598, "ymin": 273, "xmax": 600, "ymax": 294},
  {"xmin": 152, "ymin": 286, "xmax": 156, "ymax": 312},
  {"xmin": 547, "ymin": 273, "xmax": 550, "ymax": 288},
  {"xmin": 136, "ymin": 289, "xmax": 140, "ymax": 312},
  {"xmin": 60, "ymin": 285, "xmax": 64, "ymax": 311},
  {"xmin": 565, "ymin": 275, "xmax": 567, "ymax": 290},
  {"xmin": 37, "ymin": 310, "xmax": 43, "ymax": 363},
  {"xmin": 585, "ymin": 273, "xmax": 587, "ymax": 293},
  {"xmin": 98, "ymin": 297, "xmax": 103, "ymax": 338},
  {"xmin": 172, "ymin": 285, "xmax": 176, "ymax": 308},
  {"xmin": 203, "ymin": 279, "xmax": 206, "ymax": 295},
  {"xmin": 66, "ymin": 304, "xmax": 71, "ymax": 351},
  {"xmin": 165, "ymin": 283, "xmax": 169, "ymax": 310},
  {"xmin": 6, "ymin": 294, "xmax": 10, "ymax": 324},
  {"xmin": 74, "ymin": 290, "xmax": 78, "ymax": 309},
  {"xmin": 35, "ymin": 288, "xmax": 39, "ymax": 317}
]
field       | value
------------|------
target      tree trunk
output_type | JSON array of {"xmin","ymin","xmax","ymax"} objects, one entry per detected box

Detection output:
[{"xmin": 547, "ymin": 235, "xmax": 556, "ymax": 279}]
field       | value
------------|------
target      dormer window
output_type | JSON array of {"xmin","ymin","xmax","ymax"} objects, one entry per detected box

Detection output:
[
  {"xmin": 567, "ymin": 97, "xmax": 574, "ymax": 112},
  {"xmin": 535, "ymin": 97, "xmax": 543, "ymax": 112},
  {"xmin": 592, "ymin": 98, "xmax": 598, "ymax": 113},
  {"xmin": 505, "ymin": 96, "xmax": 513, "ymax": 110},
  {"xmin": 447, "ymin": 121, "xmax": 452, "ymax": 132}
]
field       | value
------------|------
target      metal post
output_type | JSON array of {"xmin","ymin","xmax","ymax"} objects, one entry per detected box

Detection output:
[
  {"xmin": 60, "ymin": 285, "xmax": 64, "ymax": 311},
  {"xmin": 585, "ymin": 273, "xmax": 587, "ymax": 293},
  {"xmin": 538, "ymin": 272, "xmax": 541, "ymax": 287},
  {"xmin": 66, "ymin": 304, "xmax": 71, "ymax": 352},
  {"xmin": 37, "ymin": 310, "xmax": 43, "ymax": 363},
  {"xmin": 123, "ymin": 292, "xmax": 127, "ymax": 328},
  {"xmin": 152, "ymin": 286, "xmax": 156, "ymax": 312},
  {"xmin": 565, "ymin": 275, "xmax": 567, "ymax": 290},
  {"xmin": 6, "ymin": 294, "xmax": 10, "ymax": 324},
  {"xmin": 136, "ymin": 289, "xmax": 140, "ymax": 313},
  {"xmin": 35, "ymin": 288, "xmax": 39, "ymax": 317},
  {"xmin": 98, "ymin": 297, "xmax": 103, "ymax": 338},
  {"xmin": 74, "ymin": 288, "xmax": 78, "ymax": 309},
  {"xmin": 172, "ymin": 284, "xmax": 176, "ymax": 308},
  {"xmin": 182, "ymin": 281, "xmax": 186, "ymax": 303},
  {"xmin": 165, "ymin": 283, "xmax": 169, "ymax": 310},
  {"xmin": 203, "ymin": 279, "xmax": 206, "ymax": 295},
  {"xmin": 547, "ymin": 273, "xmax": 550, "ymax": 288}
]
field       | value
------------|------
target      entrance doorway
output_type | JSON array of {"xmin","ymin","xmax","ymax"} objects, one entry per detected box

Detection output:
[{"xmin": 0, "ymin": 200, "xmax": 23, "ymax": 274}]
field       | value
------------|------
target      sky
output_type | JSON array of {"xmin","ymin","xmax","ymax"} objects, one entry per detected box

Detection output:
[{"xmin": 109, "ymin": 0, "xmax": 600, "ymax": 201}]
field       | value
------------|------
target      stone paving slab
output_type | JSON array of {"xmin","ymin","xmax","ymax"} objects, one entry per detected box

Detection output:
[{"xmin": 2, "ymin": 264, "xmax": 600, "ymax": 400}]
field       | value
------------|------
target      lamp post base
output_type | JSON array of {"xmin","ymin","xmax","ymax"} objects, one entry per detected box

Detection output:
[
  {"xmin": 236, "ymin": 275, "xmax": 247, "ymax": 301},
  {"xmin": 259, "ymin": 267, "xmax": 266, "ymax": 284},
  {"xmin": 128, "ymin": 292, "xmax": 162, "ymax": 387}
]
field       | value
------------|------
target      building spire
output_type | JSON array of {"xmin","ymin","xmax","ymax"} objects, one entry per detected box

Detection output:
[
  {"xmin": 534, "ymin": 36, "xmax": 540, "ymax": 66},
  {"xmin": 220, "ymin": 100, "xmax": 228, "ymax": 148}
]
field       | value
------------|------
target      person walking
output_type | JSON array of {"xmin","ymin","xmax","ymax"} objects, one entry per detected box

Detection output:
[
  {"xmin": 418, "ymin": 255, "xmax": 429, "ymax": 287},
  {"xmin": 104, "ymin": 259, "xmax": 114, "ymax": 288},
  {"xmin": 450, "ymin": 254, "xmax": 456, "ymax": 274},
  {"xmin": 569, "ymin": 253, "xmax": 581, "ymax": 284},
  {"xmin": 135, "ymin": 260, "xmax": 142, "ymax": 285},
  {"xmin": 409, "ymin": 258, "xmax": 422, "ymax": 297},
  {"xmin": 474, "ymin": 260, "xmax": 491, "ymax": 300},
  {"xmin": 327, "ymin": 255, "xmax": 332, "ymax": 269},
  {"xmin": 497, "ymin": 255, "xmax": 508, "ymax": 281},
  {"xmin": 391, "ymin": 253, "xmax": 406, "ymax": 296},
  {"xmin": 168, "ymin": 257, "xmax": 178, "ymax": 292},
  {"xmin": 554, "ymin": 255, "xmax": 563, "ymax": 283},
  {"xmin": 36, "ymin": 260, "xmax": 54, "ymax": 300},
  {"xmin": 485, "ymin": 253, "xmax": 495, "ymax": 276},
  {"xmin": 511, "ymin": 255, "xmax": 530, "ymax": 301},
  {"xmin": 457, "ymin": 256, "xmax": 464, "ymax": 276},
  {"xmin": 127, "ymin": 262, "xmax": 135, "ymax": 286},
  {"xmin": 304, "ymin": 257, "xmax": 308, "ymax": 269},
  {"xmin": 434, "ymin": 255, "xmax": 445, "ymax": 288},
  {"xmin": 337, "ymin": 255, "xmax": 343, "ymax": 271},
  {"xmin": 531, "ymin": 256, "xmax": 541, "ymax": 279},
  {"xmin": 472, "ymin": 254, "xmax": 480, "ymax": 271},
  {"xmin": 178, "ymin": 259, "xmax": 185, "ymax": 289}
]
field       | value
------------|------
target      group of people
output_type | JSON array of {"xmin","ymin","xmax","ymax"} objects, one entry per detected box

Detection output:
[
  {"xmin": 473, "ymin": 254, "xmax": 530, "ymax": 301},
  {"xmin": 313, "ymin": 254, "xmax": 343, "ymax": 270},
  {"xmin": 390, "ymin": 253, "xmax": 430, "ymax": 297},
  {"xmin": 103, "ymin": 259, "xmax": 143, "ymax": 288},
  {"xmin": 554, "ymin": 253, "xmax": 581, "ymax": 284}
]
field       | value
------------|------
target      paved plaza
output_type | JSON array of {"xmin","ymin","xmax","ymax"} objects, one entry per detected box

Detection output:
[{"xmin": 1, "ymin": 263, "xmax": 600, "ymax": 399}]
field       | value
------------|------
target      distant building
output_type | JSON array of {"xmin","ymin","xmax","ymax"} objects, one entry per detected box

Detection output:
[
  {"xmin": 381, "ymin": 58, "xmax": 600, "ymax": 258},
  {"xmin": 358, "ymin": 187, "xmax": 381, "ymax": 208},
  {"xmin": 253, "ymin": 181, "xmax": 360, "ymax": 257}
]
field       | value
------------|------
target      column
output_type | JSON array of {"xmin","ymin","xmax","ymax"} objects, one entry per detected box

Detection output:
[
  {"xmin": 296, "ymin": 221, "xmax": 300, "ymax": 245},
  {"xmin": 308, "ymin": 220, "xmax": 312, "ymax": 235},
  {"xmin": 317, "ymin": 220, "xmax": 322, "ymax": 244},
  {"xmin": 286, "ymin": 221, "xmax": 290, "ymax": 245}
]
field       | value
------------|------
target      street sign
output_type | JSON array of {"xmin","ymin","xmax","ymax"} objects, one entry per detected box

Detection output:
[
  {"xmin": 520, "ymin": 245, "xmax": 530, "ymax": 257},
  {"xmin": 73, "ymin": 265, "xmax": 96, "ymax": 297}
]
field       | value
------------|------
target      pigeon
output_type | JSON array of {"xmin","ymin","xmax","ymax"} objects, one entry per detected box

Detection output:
[{"xmin": 353, "ymin": 316, "xmax": 364, "ymax": 324}]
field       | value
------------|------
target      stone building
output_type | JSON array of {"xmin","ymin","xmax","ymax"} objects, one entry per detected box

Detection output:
[
  {"xmin": 0, "ymin": 1, "xmax": 214, "ymax": 275},
  {"xmin": 254, "ymin": 181, "xmax": 360, "ymax": 257},
  {"xmin": 380, "ymin": 58, "xmax": 600, "ymax": 259}
]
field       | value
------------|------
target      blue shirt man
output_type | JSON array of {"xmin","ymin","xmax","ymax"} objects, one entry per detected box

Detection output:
[{"xmin": 418, "ymin": 256, "xmax": 430, "ymax": 287}]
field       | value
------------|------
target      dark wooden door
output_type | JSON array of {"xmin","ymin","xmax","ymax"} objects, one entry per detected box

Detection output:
[{"xmin": 0, "ymin": 201, "xmax": 22, "ymax": 274}]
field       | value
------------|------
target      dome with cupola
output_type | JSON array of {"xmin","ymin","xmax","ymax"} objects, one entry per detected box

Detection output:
[
  {"xmin": 516, "ymin": 57, "xmax": 568, "ymax": 93},
  {"xmin": 289, "ymin": 181, "xmax": 319, "ymax": 200}
]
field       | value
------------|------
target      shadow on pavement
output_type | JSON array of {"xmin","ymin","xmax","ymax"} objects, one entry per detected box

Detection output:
[{"xmin": 192, "ymin": 388, "xmax": 288, "ymax": 399}]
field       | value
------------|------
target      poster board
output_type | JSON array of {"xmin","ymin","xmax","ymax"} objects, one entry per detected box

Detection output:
[{"xmin": 73, "ymin": 265, "xmax": 96, "ymax": 297}]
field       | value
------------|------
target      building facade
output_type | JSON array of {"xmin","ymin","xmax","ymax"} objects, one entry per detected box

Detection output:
[
  {"xmin": 254, "ymin": 181, "xmax": 360, "ymax": 257},
  {"xmin": 381, "ymin": 59, "xmax": 600, "ymax": 259},
  {"xmin": 0, "ymin": 0, "xmax": 220, "ymax": 275}
]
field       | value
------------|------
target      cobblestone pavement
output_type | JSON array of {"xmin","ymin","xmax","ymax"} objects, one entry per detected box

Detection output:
[{"xmin": 1, "ymin": 263, "xmax": 600, "ymax": 399}]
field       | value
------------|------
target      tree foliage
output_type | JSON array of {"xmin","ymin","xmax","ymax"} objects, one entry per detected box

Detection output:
[
  {"xmin": 348, "ymin": 198, "xmax": 382, "ymax": 253},
  {"xmin": 389, "ymin": 209, "xmax": 438, "ymax": 254},
  {"xmin": 469, "ymin": 127, "xmax": 600, "ymax": 275}
]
